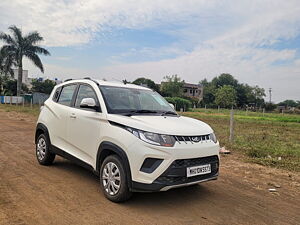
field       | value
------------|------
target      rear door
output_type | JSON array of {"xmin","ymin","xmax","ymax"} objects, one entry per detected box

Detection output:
[
  {"xmin": 51, "ymin": 84, "xmax": 77, "ymax": 152},
  {"xmin": 67, "ymin": 84, "xmax": 103, "ymax": 166}
]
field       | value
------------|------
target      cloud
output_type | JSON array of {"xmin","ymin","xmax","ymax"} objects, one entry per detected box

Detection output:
[
  {"xmin": 95, "ymin": 0, "xmax": 300, "ymax": 102},
  {"xmin": 23, "ymin": 57, "xmax": 92, "ymax": 80},
  {"xmin": 0, "ymin": 0, "xmax": 220, "ymax": 46},
  {"xmin": 1, "ymin": 0, "xmax": 300, "ymax": 102}
]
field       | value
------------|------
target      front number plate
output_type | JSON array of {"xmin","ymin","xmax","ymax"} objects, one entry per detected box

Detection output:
[{"xmin": 187, "ymin": 164, "xmax": 211, "ymax": 177}]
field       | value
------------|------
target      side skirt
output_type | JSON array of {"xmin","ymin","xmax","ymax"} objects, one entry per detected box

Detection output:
[{"xmin": 50, "ymin": 145, "xmax": 99, "ymax": 176}]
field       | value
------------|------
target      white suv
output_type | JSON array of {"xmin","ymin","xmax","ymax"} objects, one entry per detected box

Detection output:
[{"xmin": 35, "ymin": 78, "xmax": 220, "ymax": 202}]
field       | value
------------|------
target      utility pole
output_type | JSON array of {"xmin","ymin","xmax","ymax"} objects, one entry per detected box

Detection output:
[{"xmin": 269, "ymin": 88, "xmax": 272, "ymax": 103}]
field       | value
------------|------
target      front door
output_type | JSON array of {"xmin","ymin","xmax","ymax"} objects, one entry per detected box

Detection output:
[{"xmin": 67, "ymin": 84, "xmax": 104, "ymax": 167}]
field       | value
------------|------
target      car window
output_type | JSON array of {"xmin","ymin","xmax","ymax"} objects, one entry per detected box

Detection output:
[
  {"xmin": 52, "ymin": 86, "xmax": 62, "ymax": 102},
  {"xmin": 100, "ymin": 86, "xmax": 174, "ymax": 114},
  {"xmin": 75, "ymin": 84, "xmax": 98, "ymax": 108},
  {"xmin": 57, "ymin": 85, "xmax": 77, "ymax": 106}
]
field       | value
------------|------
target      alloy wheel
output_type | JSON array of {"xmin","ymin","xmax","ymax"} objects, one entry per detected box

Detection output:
[
  {"xmin": 37, "ymin": 137, "xmax": 46, "ymax": 161},
  {"xmin": 102, "ymin": 162, "xmax": 121, "ymax": 196}
]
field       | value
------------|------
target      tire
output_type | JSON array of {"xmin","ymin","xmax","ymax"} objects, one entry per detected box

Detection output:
[
  {"xmin": 36, "ymin": 133, "xmax": 55, "ymax": 165},
  {"xmin": 100, "ymin": 155, "xmax": 132, "ymax": 202}
]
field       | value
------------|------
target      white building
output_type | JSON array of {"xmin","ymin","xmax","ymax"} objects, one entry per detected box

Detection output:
[
  {"xmin": 12, "ymin": 69, "xmax": 30, "ymax": 85},
  {"xmin": 12, "ymin": 69, "xmax": 63, "ymax": 88}
]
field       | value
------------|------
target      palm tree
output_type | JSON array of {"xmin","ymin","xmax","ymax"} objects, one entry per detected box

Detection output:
[
  {"xmin": 0, "ymin": 25, "xmax": 50, "ymax": 96},
  {"xmin": 0, "ymin": 51, "xmax": 15, "ymax": 76}
]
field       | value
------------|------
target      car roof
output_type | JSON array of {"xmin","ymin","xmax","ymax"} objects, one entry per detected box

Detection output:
[{"xmin": 58, "ymin": 79, "xmax": 152, "ymax": 91}]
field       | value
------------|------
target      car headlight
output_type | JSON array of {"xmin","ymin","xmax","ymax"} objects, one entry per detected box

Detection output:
[
  {"xmin": 125, "ymin": 127, "xmax": 175, "ymax": 147},
  {"xmin": 210, "ymin": 133, "xmax": 217, "ymax": 143}
]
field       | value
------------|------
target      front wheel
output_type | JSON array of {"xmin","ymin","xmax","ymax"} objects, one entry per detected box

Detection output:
[
  {"xmin": 100, "ymin": 155, "xmax": 132, "ymax": 202},
  {"xmin": 36, "ymin": 133, "xmax": 55, "ymax": 165}
]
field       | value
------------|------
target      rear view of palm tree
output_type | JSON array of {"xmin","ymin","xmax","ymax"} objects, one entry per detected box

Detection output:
[{"xmin": 0, "ymin": 25, "xmax": 50, "ymax": 96}]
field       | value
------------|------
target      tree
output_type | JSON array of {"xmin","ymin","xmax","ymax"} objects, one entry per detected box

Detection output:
[
  {"xmin": 199, "ymin": 79, "xmax": 216, "ymax": 107},
  {"xmin": 31, "ymin": 79, "xmax": 56, "ymax": 94},
  {"xmin": 214, "ymin": 85, "xmax": 237, "ymax": 108},
  {"xmin": 0, "ymin": 51, "xmax": 15, "ymax": 77},
  {"xmin": 264, "ymin": 103, "xmax": 277, "ymax": 111},
  {"xmin": 211, "ymin": 73, "xmax": 238, "ymax": 88},
  {"xmin": 165, "ymin": 97, "xmax": 192, "ymax": 111},
  {"xmin": 0, "ymin": 25, "xmax": 50, "ymax": 96},
  {"xmin": 132, "ymin": 77, "xmax": 160, "ymax": 92},
  {"xmin": 0, "ymin": 73, "xmax": 10, "ymax": 95},
  {"xmin": 252, "ymin": 85, "xmax": 266, "ymax": 107},
  {"xmin": 161, "ymin": 75, "xmax": 184, "ymax": 97},
  {"xmin": 200, "ymin": 74, "xmax": 266, "ymax": 108},
  {"xmin": 201, "ymin": 74, "xmax": 238, "ymax": 107},
  {"xmin": 236, "ymin": 83, "xmax": 260, "ymax": 107},
  {"xmin": 278, "ymin": 100, "xmax": 298, "ymax": 108},
  {"xmin": 1, "ymin": 79, "xmax": 28, "ymax": 96}
]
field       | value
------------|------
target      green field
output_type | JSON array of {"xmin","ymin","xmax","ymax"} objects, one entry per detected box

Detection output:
[
  {"xmin": 183, "ymin": 109, "xmax": 300, "ymax": 171},
  {"xmin": 1, "ymin": 104, "xmax": 299, "ymax": 171}
]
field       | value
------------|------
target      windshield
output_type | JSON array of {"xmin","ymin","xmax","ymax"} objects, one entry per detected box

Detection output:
[{"xmin": 100, "ymin": 86, "xmax": 176, "ymax": 115}]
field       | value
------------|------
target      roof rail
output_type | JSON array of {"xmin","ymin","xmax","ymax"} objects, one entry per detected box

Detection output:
[
  {"xmin": 83, "ymin": 77, "xmax": 99, "ymax": 86},
  {"xmin": 64, "ymin": 77, "xmax": 99, "ymax": 86}
]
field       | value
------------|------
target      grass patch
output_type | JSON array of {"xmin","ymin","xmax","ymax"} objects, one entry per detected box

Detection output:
[
  {"xmin": 191, "ymin": 108, "xmax": 300, "ymax": 123},
  {"xmin": 182, "ymin": 110, "xmax": 300, "ymax": 172},
  {"xmin": 1, "ymin": 104, "xmax": 299, "ymax": 171},
  {"xmin": 0, "ymin": 104, "xmax": 40, "ymax": 116}
]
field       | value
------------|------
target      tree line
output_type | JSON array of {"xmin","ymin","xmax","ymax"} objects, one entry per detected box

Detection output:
[
  {"xmin": 0, "ymin": 75, "xmax": 56, "ymax": 96},
  {"xmin": 132, "ymin": 74, "xmax": 266, "ymax": 109},
  {"xmin": 199, "ymin": 73, "xmax": 266, "ymax": 108},
  {"xmin": 132, "ymin": 74, "xmax": 300, "ymax": 110}
]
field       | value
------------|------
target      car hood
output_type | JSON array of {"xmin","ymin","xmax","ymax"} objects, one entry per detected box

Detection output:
[{"xmin": 107, "ymin": 114, "xmax": 213, "ymax": 136}]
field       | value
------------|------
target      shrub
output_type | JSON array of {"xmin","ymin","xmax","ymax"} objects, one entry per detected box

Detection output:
[
  {"xmin": 165, "ymin": 97, "xmax": 192, "ymax": 111},
  {"xmin": 264, "ymin": 103, "xmax": 277, "ymax": 111}
]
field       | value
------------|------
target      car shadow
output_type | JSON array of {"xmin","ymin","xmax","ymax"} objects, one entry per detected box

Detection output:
[
  {"xmin": 126, "ymin": 184, "xmax": 213, "ymax": 207},
  {"xmin": 51, "ymin": 157, "xmax": 214, "ymax": 206},
  {"xmin": 52, "ymin": 158, "xmax": 99, "ymax": 181}
]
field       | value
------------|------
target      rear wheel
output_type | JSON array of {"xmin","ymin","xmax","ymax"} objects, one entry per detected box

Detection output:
[
  {"xmin": 100, "ymin": 155, "xmax": 132, "ymax": 202},
  {"xmin": 36, "ymin": 133, "xmax": 55, "ymax": 165}
]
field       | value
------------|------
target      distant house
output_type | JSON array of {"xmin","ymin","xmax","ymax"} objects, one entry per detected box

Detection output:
[
  {"xmin": 159, "ymin": 81, "xmax": 203, "ymax": 101},
  {"xmin": 182, "ymin": 83, "xmax": 203, "ymax": 101}
]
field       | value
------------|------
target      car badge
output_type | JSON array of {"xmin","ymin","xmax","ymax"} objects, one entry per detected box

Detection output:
[{"xmin": 191, "ymin": 137, "xmax": 200, "ymax": 142}]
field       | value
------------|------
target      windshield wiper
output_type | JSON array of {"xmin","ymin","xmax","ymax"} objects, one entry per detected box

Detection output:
[
  {"xmin": 160, "ymin": 111, "xmax": 178, "ymax": 116},
  {"xmin": 124, "ymin": 109, "xmax": 159, "ymax": 116}
]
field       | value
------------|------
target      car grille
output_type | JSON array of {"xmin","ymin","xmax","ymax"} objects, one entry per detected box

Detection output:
[
  {"xmin": 171, "ymin": 155, "xmax": 218, "ymax": 168},
  {"xmin": 173, "ymin": 134, "xmax": 211, "ymax": 144},
  {"xmin": 154, "ymin": 155, "xmax": 219, "ymax": 186}
]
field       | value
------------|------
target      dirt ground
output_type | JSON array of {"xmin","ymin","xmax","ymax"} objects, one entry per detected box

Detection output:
[{"xmin": 0, "ymin": 110, "xmax": 299, "ymax": 225}]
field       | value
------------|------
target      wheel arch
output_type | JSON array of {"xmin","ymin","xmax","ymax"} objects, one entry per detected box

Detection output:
[
  {"xmin": 35, "ymin": 123, "xmax": 51, "ymax": 144},
  {"xmin": 96, "ymin": 141, "xmax": 132, "ymax": 189}
]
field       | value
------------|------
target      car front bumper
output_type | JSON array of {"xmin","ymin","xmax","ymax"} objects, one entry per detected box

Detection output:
[
  {"xmin": 126, "ymin": 136, "xmax": 220, "ymax": 185},
  {"xmin": 131, "ymin": 154, "xmax": 219, "ymax": 192}
]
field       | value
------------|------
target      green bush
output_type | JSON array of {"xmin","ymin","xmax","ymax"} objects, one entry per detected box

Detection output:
[
  {"xmin": 264, "ymin": 103, "xmax": 277, "ymax": 111},
  {"xmin": 165, "ymin": 97, "xmax": 192, "ymax": 111}
]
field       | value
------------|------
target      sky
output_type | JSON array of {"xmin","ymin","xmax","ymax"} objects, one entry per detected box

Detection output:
[{"xmin": 0, "ymin": 0, "xmax": 300, "ymax": 102}]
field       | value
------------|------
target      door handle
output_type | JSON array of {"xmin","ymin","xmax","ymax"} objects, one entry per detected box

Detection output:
[{"xmin": 70, "ymin": 113, "xmax": 76, "ymax": 119}]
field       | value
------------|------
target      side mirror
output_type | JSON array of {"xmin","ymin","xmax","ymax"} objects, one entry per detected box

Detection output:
[
  {"xmin": 169, "ymin": 103, "xmax": 175, "ymax": 110},
  {"xmin": 80, "ymin": 98, "xmax": 98, "ymax": 110}
]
